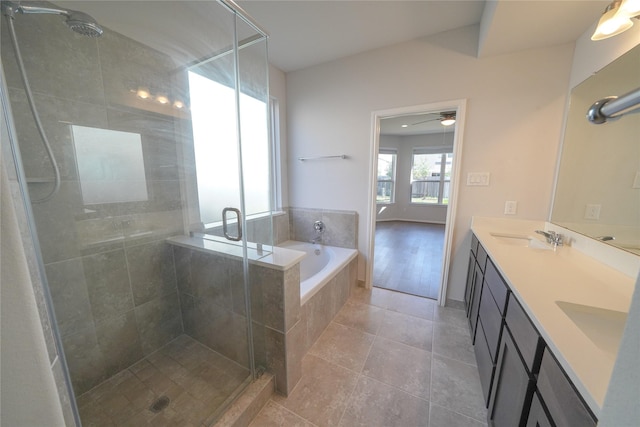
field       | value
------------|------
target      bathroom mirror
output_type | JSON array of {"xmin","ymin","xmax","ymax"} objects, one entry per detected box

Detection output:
[{"xmin": 551, "ymin": 44, "xmax": 640, "ymax": 255}]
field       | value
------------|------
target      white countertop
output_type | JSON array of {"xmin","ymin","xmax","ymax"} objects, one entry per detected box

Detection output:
[{"xmin": 470, "ymin": 217, "xmax": 636, "ymax": 416}]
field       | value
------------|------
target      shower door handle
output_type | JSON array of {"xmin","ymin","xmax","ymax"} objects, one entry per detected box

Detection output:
[{"xmin": 222, "ymin": 207, "xmax": 243, "ymax": 241}]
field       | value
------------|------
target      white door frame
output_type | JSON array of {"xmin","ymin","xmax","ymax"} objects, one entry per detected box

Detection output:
[{"xmin": 366, "ymin": 99, "xmax": 467, "ymax": 306}]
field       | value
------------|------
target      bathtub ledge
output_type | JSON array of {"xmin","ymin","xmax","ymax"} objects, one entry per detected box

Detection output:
[{"xmin": 166, "ymin": 235, "xmax": 305, "ymax": 271}]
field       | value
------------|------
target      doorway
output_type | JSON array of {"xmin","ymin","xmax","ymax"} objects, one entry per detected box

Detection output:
[{"xmin": 367, "ymin": 100, "xmax": 466, "ymax": 305}]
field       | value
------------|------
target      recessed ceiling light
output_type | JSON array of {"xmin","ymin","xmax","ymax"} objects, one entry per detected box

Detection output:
[{"xmin": 401, "ymin": 124, "xmax": 408, "ymax": 128}]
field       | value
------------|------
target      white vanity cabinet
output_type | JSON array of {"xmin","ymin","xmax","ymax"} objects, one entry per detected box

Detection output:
[{"xmin": 465, "ymin": 234, "xmax": 598, "ymax": 427}]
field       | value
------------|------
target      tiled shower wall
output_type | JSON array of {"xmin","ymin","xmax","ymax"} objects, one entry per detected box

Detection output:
[{"xmin": 1, "ymin": 16, "xmax": 188, "ymax": 395}]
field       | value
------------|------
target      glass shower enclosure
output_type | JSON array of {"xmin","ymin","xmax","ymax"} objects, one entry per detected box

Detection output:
[{"xmin": 1, "ymin": 0, "xmax": 272, "ymax": 425}]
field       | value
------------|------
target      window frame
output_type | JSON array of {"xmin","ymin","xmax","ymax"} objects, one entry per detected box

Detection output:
[
  {"xmin": 377, "ymin": 149, "xmax": 397, "ymax": 204},
  {"xmin": 410, "ymin": 149, "xmax": 452, "ymax": 206}
]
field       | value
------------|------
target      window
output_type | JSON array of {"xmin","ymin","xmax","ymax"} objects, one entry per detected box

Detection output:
[
  {"xmin": 188, "ymin": 70, "xmax": 272, "ymax": 226},
  {"xmin": 377, "ymin": 150, "xmax": 397, "ymax": 204},
  {"xmin": 269, "ymin": 97, "xmax": 283, "ymax": 211},
  {"xmin": 411, "ymin": 151, "xmax": 452, "ymax": 205}
]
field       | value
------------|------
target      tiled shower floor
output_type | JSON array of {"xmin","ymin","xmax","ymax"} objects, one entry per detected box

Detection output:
[{"xmin": 76, "ymin": 334, "xmax": 250, "ymax": 426}]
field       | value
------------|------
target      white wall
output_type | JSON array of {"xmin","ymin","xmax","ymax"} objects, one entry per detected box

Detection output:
[
  {"xmin": 1, "ymin": 165, "xmax": 66, "ymax": 426},
  {"xmin": 286, "ymin": 24, "xmax": 573, "ymax": 300},
  {"xmin": 377, "ymin": 132, "xmax": 452, "ymax": 223}
]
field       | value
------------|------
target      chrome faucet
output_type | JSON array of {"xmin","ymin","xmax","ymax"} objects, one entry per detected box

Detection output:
[
  {"xmin": 596, "ymin": 236, "xmax": 615, "ymax": 241},
  {"xmin": 310, "ymin": 220, "xmax": 325, "ymax": 244},
  {"xmin": 535, "ymin": 230, "xmax": 564, "ymax": 247}
]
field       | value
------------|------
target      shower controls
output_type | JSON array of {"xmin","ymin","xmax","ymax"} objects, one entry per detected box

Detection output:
[{"xmin": 314, "ymin": 221, "xmax": 325, "ymax": 233}]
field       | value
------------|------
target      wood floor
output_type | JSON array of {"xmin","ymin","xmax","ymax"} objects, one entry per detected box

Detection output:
[{"xmin": 373, "ymin": 221, "xmax": 445, "ymax": 299}]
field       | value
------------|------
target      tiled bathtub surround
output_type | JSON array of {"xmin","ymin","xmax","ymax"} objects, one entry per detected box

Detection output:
[
  {"xmin": 168, "ymin": 234, "xmax": 359, "ymax": 397},
  {"xmin": 289, "ymin": 207, "xmax": 358, "ymax": 249},
  {"xmin": 276, "ymin": 257, "xmax": 359, "ymax": 395},
  {"xmin": 170, "ymin": 239, "xmax": 303, "ymax": 396}
]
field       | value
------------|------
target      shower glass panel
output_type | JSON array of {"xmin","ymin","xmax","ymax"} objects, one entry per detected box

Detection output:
[{"xmin": 0, "ymin": 0, "xmax": 271, "ymax": 425}]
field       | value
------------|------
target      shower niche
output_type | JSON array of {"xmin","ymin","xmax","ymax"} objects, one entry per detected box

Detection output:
[{"xmin": 1, "ymin": 0, "xmax": 273, "ymax": 425}]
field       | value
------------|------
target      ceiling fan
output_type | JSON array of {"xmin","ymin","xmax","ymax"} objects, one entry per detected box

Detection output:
[{"xmin": 411, "ymin": 111, "xmax": 456, "ymax": 126}]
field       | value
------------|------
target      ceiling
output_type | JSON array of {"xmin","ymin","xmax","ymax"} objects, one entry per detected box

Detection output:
[
  {"xmin": 238, "ymin": 0, "xmax": 609, "ymax": 72},
  {"xmin": 380, "ymin": 113, "xmax": 457, "ymax": 136}
]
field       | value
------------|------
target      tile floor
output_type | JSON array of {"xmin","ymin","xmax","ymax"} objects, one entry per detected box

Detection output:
[
  {"xmin": 76, "ymin": 334, "xmax": 250, "ymax": 426},
  {"xmin": 249, "ymin": 287, "xmax": 488, "ymax": 427}
]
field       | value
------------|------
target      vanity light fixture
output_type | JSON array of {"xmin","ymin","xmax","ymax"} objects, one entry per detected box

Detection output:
[
  {"xmin": 440, "ymin": 114, "xmax": 456, "ymax": 126},
  {"xmin": 136, "ymin": 86, "xmax": 151, "ymax": 99},
  {"xmin": 155, "ymin": 93, "xmax": 170, "ymax": 105},
  {"xmin": 591, "ymin": 0, "xmax": 640, "ymax": 41}
]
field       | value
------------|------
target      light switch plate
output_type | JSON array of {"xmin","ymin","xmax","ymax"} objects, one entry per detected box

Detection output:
[
  {"xmin": 633, "ymin": 171, "xmax": 640, "ymax": 189},
  {"xmin": 467, "ymin": 172, "xmax": 490, "ymax": 186},
  {"xmin": 504, "ymin": 201, "xmax": 517, "ymax": 215},
  {"xmin": 584, "ymin": 204, "xmax": 601, "ymax": 220}
]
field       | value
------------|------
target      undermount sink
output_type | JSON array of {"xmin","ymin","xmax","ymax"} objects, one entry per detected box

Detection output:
[
  {"xmin": 556, "ymin": 301, "xmax": 628, "ymax": 355},
  {"xmin": 490, "ymin": 233, "xmax": 553, "ymax": 250}
]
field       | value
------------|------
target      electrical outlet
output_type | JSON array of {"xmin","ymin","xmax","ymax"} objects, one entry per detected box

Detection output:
[
  {"xmin": 584, "ymin": 204, "xmax": 601, "ymax": 220},
  {"xmin": 504, "ymin": 201, "xmax": 517, "ymax": 215},
  {"xmin": 467, "ymin": 172, "xmax": 490, "ymax": 186}
]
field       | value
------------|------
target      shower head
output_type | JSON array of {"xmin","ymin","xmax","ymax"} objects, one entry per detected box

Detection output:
[
  {"xmin": 1, "ymin": 1, "xmax": 103, "ymax": 37},
  {"xmin": 64, "ymin": 10, "xmax": 103, "ymax": 37}
]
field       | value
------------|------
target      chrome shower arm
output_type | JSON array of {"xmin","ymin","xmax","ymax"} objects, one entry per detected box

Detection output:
[
  {"xmin": 587, "ymin": 87, "xmax": 640, "ymax": 124},
  {"xmin": 2, "ymin": 1, "xmax": 68, "ymax": 17},
  {"xmin": 17, "ymin": 5, "xmax": 71, "ymax": 16}
]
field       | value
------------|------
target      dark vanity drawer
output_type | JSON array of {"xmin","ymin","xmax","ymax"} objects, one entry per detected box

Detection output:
[
  {"xmin": 478, "ymin": 282, "xmax": 504, "ymax": 362},
  {"xmin": 484, "ymin": 259, "xmax": 509, "ymax": 315},
  {"xmin": 471, "ymin": 234, "xmax": 479, "ymax": 256},
  {"xmin": 537, "ymin": 348, "xmax": 597, "ymax": 427},
  {"xmin": 476, "ymin": 243, "xmax": 488, "ymax": 273},
  {"xmin": 506, "ymin": 296, "xmax": 542, "ymax": 374}
]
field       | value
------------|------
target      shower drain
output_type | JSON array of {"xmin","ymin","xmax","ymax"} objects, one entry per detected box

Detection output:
[{"xmin": 149, "ymin": 395, "xmax": 170, "ymax": 413}]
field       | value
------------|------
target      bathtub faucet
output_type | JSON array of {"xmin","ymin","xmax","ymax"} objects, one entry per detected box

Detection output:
[{"xmin": 311, "ymin": 220, "xmax": 325, "ymax": 244}]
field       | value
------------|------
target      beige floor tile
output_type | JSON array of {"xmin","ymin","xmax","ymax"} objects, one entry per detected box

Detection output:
[
  {"xmin": 429, "ymin": 402, "xmax": 488, "ymax": 427},
  {"xmin": 308, "ymin": 322, "xmax": 375, "ymax": 372},
  {"xmin": 385, "ymin": 291, "xmax": 436, "ymax": 320},
  {"xmin": 333, "ymin": 299, "xmax": 385, "ymax": 334},
  {"xmin": 430, "ymin": 354, "xmax": 487, "ymax": 422},
  {"xmin": 273, "ymin": 354, "xmax": 359, "ymax": 427},
  {"xmin": 433, "ymin": 305, "xmax": 468, "ymax": 330},
  {"xmin": 432, "ymin": 321, "xmax": 476, "ymax": 366},
  {"xmin": 378, "ymin": 310, "xmax": 434, "ymax": 351},
  {"xmin": 349, "ymin": 286, "xmax": 394, "ymax": 308},
  {"xmin": 339, "ymin": 376, "xmax": 429, "ymax": 427},
  {"xmin": 249, "ymin": 400, "xmax": 316, "ymax": 427},
  {"xmin": 362, "ymin": 336, "xmax": 431, "ymax": 400}
]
